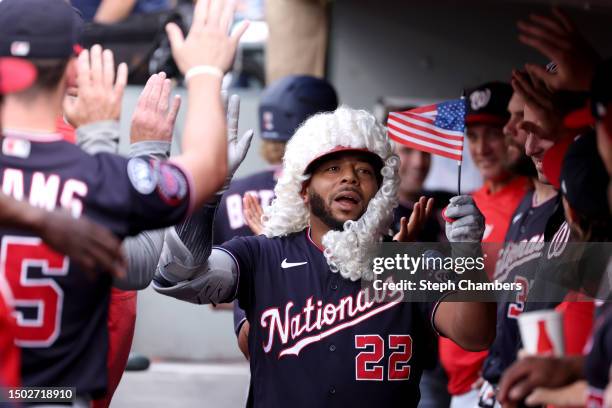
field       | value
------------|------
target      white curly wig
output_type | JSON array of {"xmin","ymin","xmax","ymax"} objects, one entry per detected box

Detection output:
[{"xmin": 262, "ymin": 106, "xmax": 400, "ymax": 281}]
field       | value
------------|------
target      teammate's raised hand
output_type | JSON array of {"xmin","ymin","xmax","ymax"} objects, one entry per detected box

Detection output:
[
  {"xmin": 130, "ymin": 72, "xmax": 182, "ymax": 144},
  {"xmin": 165, "ymin": 0, "xmax": 249, "ymax": 76},
  {"xmin": 63, "ymin": 45, "xmax": 128, "ymax": 128},
  {"xmin": 518, "ymin": 8, "xmax": 599, "ymax": 91},
  {"xmin": 393, "ymin": 196, "xmax": 434, "ymax": 242},
  {"xmin": 243, "ymin": 194, "xmax": 264, "ymax": 235}
]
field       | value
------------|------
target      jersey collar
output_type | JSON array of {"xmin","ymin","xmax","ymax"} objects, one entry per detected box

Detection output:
[
  {"xmin": 306, "ymin": 226, "xmax": 324, "ymax": 253},
  {"xmin": 2, "ymin": 129, "xmax": 63, "ymax": 143}
]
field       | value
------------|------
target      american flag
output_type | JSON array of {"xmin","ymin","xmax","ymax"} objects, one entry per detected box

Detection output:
[{"xmin": 387, "ymin": 99, "xmax": 467, "ymax": 161}]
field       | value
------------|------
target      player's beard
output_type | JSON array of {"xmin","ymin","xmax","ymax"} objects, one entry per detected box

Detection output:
[
  {"xmin": 507, "ymin": 153, "xmax": 537, "ymax": 178},
  {"xmin": 506, "ymin": 139, "xmax": 537, "ymax": 178},
  {"xmin": 309, "ymin": 191, "xmax": 350, "ymax": 231}
]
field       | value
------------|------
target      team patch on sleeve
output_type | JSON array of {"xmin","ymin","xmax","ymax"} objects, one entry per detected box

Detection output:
[
  {"xmin": 127, "ymin": 157, "xmax": 158, "ymax": 194},
  {"xmin": 157, "ymin": 162, "xmax": 188, "ymax": 205},
  {"xmin": 127, "ymin": 158, "xmax": 189, "ymax": 205}
]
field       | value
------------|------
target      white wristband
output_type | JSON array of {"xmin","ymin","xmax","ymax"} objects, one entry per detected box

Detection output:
[{"xmin": 185, "ymin": 65, "xmax": 224, "ymax": 82}]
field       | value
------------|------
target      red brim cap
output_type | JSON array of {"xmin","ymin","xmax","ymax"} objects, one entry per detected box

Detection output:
[
  {"xmin": 304, "ymin": 146, "xmax": 384, "ymax": 175},
  {"xmin": 0, "ymin": 58, "xmax": 37, "ymax": 94},
  {"xmin": 465, "ymin": 113, "xmax": 508, "ymax": 127},
  {"xmin": 563, "ymin": 104, "xmax": 595, "ymax": 129},
  {"xmin": 542, "ymin": 135, "xmax": 575, "ymax": 190}
]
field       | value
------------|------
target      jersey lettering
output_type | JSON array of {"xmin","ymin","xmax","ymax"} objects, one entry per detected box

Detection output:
[
  {"xmin": 225, "ymin": 189, "xmax": 275, "ymax": 230},
  {"xmin": 507, "ymin": 276, "xmax": 529, "ymax": 319},
  {"xmin": 226, "ymin": 193, "xmax": 244, "ymax": 229},
  {"xmin": 261, "ymin": 285, "xmax": 405, "ymax": 358},
  {"xmin": 1, "ymin": 168, "xmax": 87, "ymax": 216},
  {"xmin": 0, "ymin": 236, "xmax": 69, "ymax": 347}
]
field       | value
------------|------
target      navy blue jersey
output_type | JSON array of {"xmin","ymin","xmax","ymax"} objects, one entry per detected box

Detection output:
[
  {"xmin": 213, "ymin": 168, "xmax": 278, "ymax": 335},
  {"xmin": 0, "ymin": 133, "xmax": 191, "ymax": 397},
  {"xmin": 213, "ymin": 168, "xmax": 278, "ymax": 245},
  {"xmin": 482, "ymin": 190, "xmax": 563, "ymax": 383},
  {"xmin": 218, "ymin": 229, "xmax": 443, "ymax": 407}
]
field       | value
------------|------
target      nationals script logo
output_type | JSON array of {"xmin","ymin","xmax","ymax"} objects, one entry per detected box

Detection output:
[{"xmin": 260, "ymin": 278, "xmax": 405, "ymax": 358}]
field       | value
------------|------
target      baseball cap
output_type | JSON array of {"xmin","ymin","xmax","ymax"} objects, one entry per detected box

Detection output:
[
  {"xmin": 0, "ymin": 58, "xmax": 37, "ymax": 94},
  {"xmin": 304, "ymin": 146, "xmax": 385, "ymax": 185},
  {"xmin": 464, "ymin": 81, "xmax": 512, "ymax": 126},
  {"xmin": 259, "ymin": 75, "xmax": 338, "ymax": 142},
  {"xmin": 545, "ymin": 131, "xmax": 610, "ymax": 218},
  {"xmin": 542, "ymin": 134, "xmax": 575, "ymax": 190},
  {"xmin": 564, "ymin": 58, "xmax": 612, "ymax": 129},
  {"xmin": 0, "ymin": 0, "xmax": 83, "ymax": 59}
]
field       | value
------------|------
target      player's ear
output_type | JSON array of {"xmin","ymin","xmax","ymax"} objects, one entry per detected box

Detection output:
[
  {"xmin": 65, "ymin": 57, "xmax": 78, "ymax": 90},
  {"xmin": 300, "ymin": 181, "xmax": 310, "ymax": 204}
]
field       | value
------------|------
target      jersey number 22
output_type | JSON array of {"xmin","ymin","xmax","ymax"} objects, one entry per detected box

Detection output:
[{"xmin": 355, "ymin": 334, "xmax": 412, "ymax": 381}]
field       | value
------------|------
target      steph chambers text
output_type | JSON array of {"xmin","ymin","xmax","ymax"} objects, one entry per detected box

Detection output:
[{"xmin": 372, "ymin": 279, "xmax": 523, "ymax": 293}]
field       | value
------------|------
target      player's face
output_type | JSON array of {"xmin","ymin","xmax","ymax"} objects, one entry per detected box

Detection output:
[
  {"xmin": 521, "ymin": 105, "xmax": 556, "ymax": 184},
  {"xmin": 504, "ymin": 94, "xmax": 536, "ymax": 177},
  {"xmin": 397, "ymin": 146, "xmax": 430, "ymax": 195},
  {"xmin": 304, "ymin": 152, "xmax": 380, "ymax": 230},
  {"xmin": 503, "ymin": 93, "xmax": 526, "ymax": 148},
  {"xmin": 466, "ymin": 124, "xmax": 509, "ymax": 182}
]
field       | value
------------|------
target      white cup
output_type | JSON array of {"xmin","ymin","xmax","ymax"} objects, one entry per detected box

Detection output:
[{"xmin": 518, "ymin": 309, "xmax": 565, "ymax": 356}]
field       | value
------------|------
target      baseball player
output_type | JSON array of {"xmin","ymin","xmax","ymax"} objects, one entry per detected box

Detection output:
[
  {"xmin": 0, "ymin": 0, "xmax": 247, "ymax": 402},
  {"xmin": 495, "ymin": 131, "xmax": 611, "ymax": 407},
  {"xmin": 478, "ymin": 68, "xmax": 591, "ymax": 406},
  {"xmin": 0, "ymin": 56, "xmax": 131, "ymax": 390},
  {"xmin": 213, "ymin": 75, "xmax": 337, "ymax": 357},
  {"xmin": 153, "ymin": 106, "xmax": 496, "ymax": 407},
  {"xmin": 214, "ymin": 75, "xmax": 338, "ymax": 244},
  {"xmin": 440, "ymin": 81, "xmax": 531, "ymax": 407}
]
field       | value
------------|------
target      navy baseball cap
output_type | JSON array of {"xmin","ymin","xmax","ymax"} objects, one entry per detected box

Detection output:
[
  {"xmin": 564, "ymin": 58, "xmax": 612, "ymax": 130},
  {"xmin": 0, "ymin": 0, "xmax": 83, "ymax": 59},
  {"xmin": 464, "ymin": 81, "xmax": 512, "ymax": 126},
  {"xmin": 0, "ymin": 58, "xmax": 37, "ymax": 94},
  {"xmin": 259, "ymin": 75, "xmax": 338, "ymax": 142},
  {"xmin": 548, "ymin": 131, "xmax": 610, "ymax": 218}
]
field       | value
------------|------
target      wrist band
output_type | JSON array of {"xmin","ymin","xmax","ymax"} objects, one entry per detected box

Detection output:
[{"xmin": 185, "ymin": 65, "xmax": 224, "ymax": 82}]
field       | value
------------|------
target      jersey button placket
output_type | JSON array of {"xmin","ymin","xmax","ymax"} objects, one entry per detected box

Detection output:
[
  {"xmin": 329, "ymin": 344, "xmax": 336, "ymax": 352},
  {"xmin": 329, "ymin": 386, "xmax": 336, "ymax": 395}
]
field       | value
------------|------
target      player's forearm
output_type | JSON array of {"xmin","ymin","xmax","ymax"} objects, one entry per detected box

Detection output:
[
  {"xmin": 76, "ymin": 121, "xmax": 120, "ymax": 154},
  {"xmin": 112, "ymin": 140, "xmax": 173, "ymax": 290},
  {"xmin": 114, "ymin": 229, "xmax": 165, "ymax": 290},
  {"xmin": 175, "ymin": 76, "xmax": 228, "ymax": 207},
  {"xmin": 153, "ymin": 248, "xmax": 238, "ymax": 305},
  {"xmin": 93, "ymin": 0, "xmax": 137, "ymax": 23},
  {"xmin": 155, "ymin": 198, "xmax": 220, "ymax": 285},
  {"xmin": 435, "ymin": 301, "xmax": 497, "ymax": 351},
  {"xmin": 0, "ymin": 193, "xmax": 46, "ymax": 233}
]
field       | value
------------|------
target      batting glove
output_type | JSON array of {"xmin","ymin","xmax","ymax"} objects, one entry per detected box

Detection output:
[{"xmin": 444, "ymin": 195, "xmax": 485, "ymax": 243}]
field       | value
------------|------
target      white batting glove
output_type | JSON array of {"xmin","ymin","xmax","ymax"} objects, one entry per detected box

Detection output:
[
  {"xmin": 225, "ymin": 93, "xmax": 254, "ymax": 178},
  {"xmin": 444, "ymin": 195, "xmax": 485, "ymax": 243}
]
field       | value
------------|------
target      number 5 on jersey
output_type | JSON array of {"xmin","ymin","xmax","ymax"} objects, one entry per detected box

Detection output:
[
  {"xmin": 0, "ymin": 236, "xmax": 69, "ymax": 347},
  {"xmin": 355, "ymin": 334, "xmax": 412, "ymax": 381}
]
